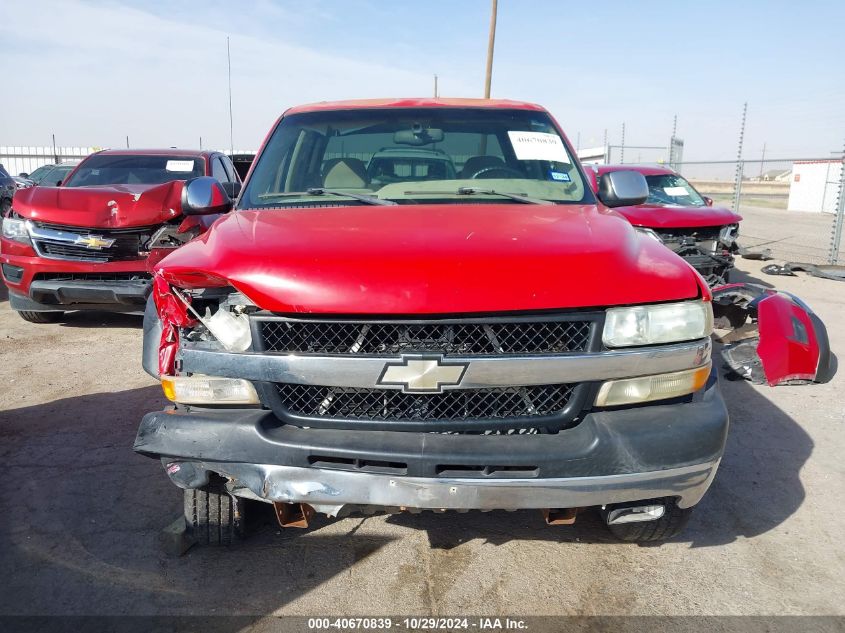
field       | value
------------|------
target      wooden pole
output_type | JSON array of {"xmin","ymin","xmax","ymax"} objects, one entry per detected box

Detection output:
[{"xmin": 483, "ymin": 0, "xmax": 498, "ymax": 98}]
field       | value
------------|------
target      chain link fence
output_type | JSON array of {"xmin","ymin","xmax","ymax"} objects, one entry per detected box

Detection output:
[{"xmin": 673, "ymin": 157, "xmax": 845, "ymax": 265}]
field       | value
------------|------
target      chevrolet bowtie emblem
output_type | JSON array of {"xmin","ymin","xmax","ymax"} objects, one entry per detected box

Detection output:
[
  {"xmin": 378, "ymin": 354, "xmax": 468, "ymax": 394},
  {"xmin": 74, "ymin": 235, "xmax": 115, "ymax": 250}
]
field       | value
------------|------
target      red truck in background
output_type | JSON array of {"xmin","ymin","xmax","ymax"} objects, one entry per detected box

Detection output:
[
  {"xmin": 132, "ymin": 98, "xmax": 833, "ymax": 548},
  {"xmin": 0, "ymin": 149, "xmax": 241, "ymax": 323},
  {"xmin": 584, "ymin": 165, "xmax": 742, "ymax": 286}
]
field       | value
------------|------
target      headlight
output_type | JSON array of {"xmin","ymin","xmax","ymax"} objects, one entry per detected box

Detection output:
[
  {"xmin": 603, "ymin": 300, "xmax": 713, "ymax": 347},
  {"xmin": 596, "ymin": 364, "xmax": 711, "ymax": 407},
  {"xmin": 635, "ymin": 227, "xmax": 663, "ymax": 243},
  {"xmin": 1, "ymin": 215, "xmax": 31, "ymax": 245},
  {"xmin": 719, "ymin": 223, "xmax": 739, "ymax": 246},
  {"xmin": 161, "ymin": 375, "xmax": 259, "ymax": 404}
]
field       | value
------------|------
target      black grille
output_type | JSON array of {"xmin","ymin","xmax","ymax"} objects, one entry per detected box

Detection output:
[
  {"xmin": 275, "ymin": 383, "xmax": 575, "ymax": 432},
  {"xmin": 258, "ymin": 319, "xmax": 594, "ymax": 355},
  {"xmin": 34, "ymin": 272, "xmax": 152, "ymax": 282},
  {"xmin": 31, "ymin": 222, "xmax": 155, "ymax": 262}
]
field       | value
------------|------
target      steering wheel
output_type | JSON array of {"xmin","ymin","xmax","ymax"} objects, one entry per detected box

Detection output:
[{"xmin": 470, "ymin": 166, "xmax": 524, "ymax": 179}]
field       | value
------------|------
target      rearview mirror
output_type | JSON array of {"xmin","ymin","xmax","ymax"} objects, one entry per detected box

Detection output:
[
  {"xmin": 19, "ymin": 172, "xmax": 29, "ymax": 178},
  {"xmin": 394, "ymin": 125, "xmax": 444, "ymax": 146},
  {"xmin": 182, "ymin": 176, "xmax": 233, "ymax": 216},
  {"xmin": 597, "ymin": 171, "xmax": 648, "ymax": 208}
]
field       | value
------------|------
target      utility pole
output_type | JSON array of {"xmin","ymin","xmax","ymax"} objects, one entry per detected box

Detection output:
[
  {"xmin": 199, "ymin": 136, "xmax": 203, "ymax": 150},
  {"xmin": 126, "ymin": 136, "xmax": 130, "ymax": 149},
  {"xmin": 732, "ymin": 102, "xmax": 748, "ymax": 212},
  {"xmin": 52, "ymin": 134, "xmax": 58, "ymax": 164},
  {"xmin": 759, "ymin": 142, "xmax": 766, "ymax": 178},
  {"xmin": 434, "ymin": 74, "xmax": 438, "ymax": 98},
  {"xmin": 227, "ymin": 36, "xmax": 234, "ymax": 155},
  {"xmin": 576, "ymin": 132, "xmax": 581, "ymax": 152},
  {"xmin": 483, "ymin": 0, "xmax": 498, "ymax": 98}
]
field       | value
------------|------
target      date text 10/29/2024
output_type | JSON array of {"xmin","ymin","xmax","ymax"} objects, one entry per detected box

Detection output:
[{"xmin": 307, "ymin": 617, "xmax": 529, "ymax": 630}]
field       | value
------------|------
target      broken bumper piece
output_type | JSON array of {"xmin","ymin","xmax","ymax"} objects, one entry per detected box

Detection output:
[{"xmin": 712, "ymin": 283, "xmax": 835, "ymax": 386}]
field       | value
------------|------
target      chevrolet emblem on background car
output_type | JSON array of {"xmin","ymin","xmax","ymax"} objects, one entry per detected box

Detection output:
[
  {"xmin": 377, "ymin": 354, "xmax": 468, "ymax": 394},
  {"xmin": 74, "ymin": 234, "xmax": 115, "ymax": 250}
]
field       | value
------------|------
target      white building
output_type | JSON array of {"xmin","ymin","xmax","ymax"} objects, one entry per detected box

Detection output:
[{"xmin": 787, "ymin": 160, "xmax": 844, "ymax": 214}]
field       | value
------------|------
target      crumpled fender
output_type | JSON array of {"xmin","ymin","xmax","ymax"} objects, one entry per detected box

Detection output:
[
  {"xmin": 711, "ymin": 283, "xmax": 835, "ymax": 386},
  {"xmin": 152, "ymin": 273, "xmax": 197, "ymax": 376}
]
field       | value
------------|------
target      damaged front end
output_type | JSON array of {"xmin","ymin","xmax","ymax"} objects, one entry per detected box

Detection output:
[
  {"xmin": 639, "ymin": 224, "xmax": 739, "ymax": 287},
  {"xmin": 712, "ymin": 283, "xmax": 835, "ymax": 386}
]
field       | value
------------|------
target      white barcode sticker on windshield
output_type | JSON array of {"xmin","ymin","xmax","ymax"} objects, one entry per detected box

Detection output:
[
  {"xmin": 664, "ymin": 186, "xmax": 689, "ymax": 196},
  {"xmin": 166, "ymin": 160, "xmax": 195, "ymax": 172},
  {"xmin": 508, "ymin": 131, "xmax": 569, "ymax": 163}
]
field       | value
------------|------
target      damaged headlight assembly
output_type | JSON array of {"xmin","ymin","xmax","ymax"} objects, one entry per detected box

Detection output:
[
  {"xmin": 1, "ymin": 213, "xmax": 32, "ymax": 245},
  {"xmin": 634, "ymin": 227, "xmax": 664, "ymax": 243}
]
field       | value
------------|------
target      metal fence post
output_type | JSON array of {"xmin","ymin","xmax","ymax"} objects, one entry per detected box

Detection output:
[
  {"xmin": 829, "ymin": 148, "xmax": 845, "ymax": 264},
  {"xmin": 732, "ymin": 160, "xmax": 744, "ymax": 212}
]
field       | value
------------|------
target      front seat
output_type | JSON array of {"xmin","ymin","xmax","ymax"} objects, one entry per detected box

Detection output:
[
  {"xmin": 322, "ymin": 158, "xmax": 369, "ymax": 189},
  {"xmin": 459, "ymin": 155, "xmax": 505, "ymax": 179}
]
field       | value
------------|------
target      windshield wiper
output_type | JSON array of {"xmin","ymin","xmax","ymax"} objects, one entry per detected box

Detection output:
[
  {"xmin": 403, "ymin": 187, "xmax": 555, "ymax": 205},
  {"xmin": 258, "ymin": 188, "xmax": 397, "ymax": 206}
]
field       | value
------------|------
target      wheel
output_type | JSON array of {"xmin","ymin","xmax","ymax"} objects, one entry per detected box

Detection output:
[
  {"xmin": 606, "ymin": 500, "xmax": 693, "ymax": 543},
  {"xmin": 183, "ymin": 480, "xmax": 243, "ymax": 546},
  {"xmin": 17, "ymin": 310, "xmax": 64, "ymax": 324}
]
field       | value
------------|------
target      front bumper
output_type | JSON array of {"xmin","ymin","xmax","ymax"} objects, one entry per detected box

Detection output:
[
  {"xmin": 135, "ymin": 376, "xmax": 728, "ymax": 515},
  {"xmin": 1, "ymin": 249, "xmax": 151, "ymax": 312}
]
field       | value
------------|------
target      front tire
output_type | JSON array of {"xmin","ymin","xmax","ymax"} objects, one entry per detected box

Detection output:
[
  {"xmin": 606, "ymin": 501, "xmax": 693, "ymax": 543},
  {"xmin": 184, "ymin": 480, "xmax": 243, "ymax": 546},
  {"xmin": 17, "ymin": 310, "xmax": 64, "ymax": 324}
]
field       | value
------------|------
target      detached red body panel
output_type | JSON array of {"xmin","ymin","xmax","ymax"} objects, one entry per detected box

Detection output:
[{"xmin": 712, "ymin": 284, "xmax": 833, "ymax": 386}]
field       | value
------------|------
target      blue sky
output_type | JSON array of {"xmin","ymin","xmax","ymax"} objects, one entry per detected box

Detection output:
[{"xmin": 1, "ymin": 0, "xmax": 843, "ymax": 160}]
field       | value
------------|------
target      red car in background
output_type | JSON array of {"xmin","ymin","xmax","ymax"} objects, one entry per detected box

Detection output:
[
  {"xmin": 0, "ymin": 149, "xmax": 240, "ymax": 323},
  {"xmin": 585, "ymin": 165, "xmax": 742, "ymax": 286}
]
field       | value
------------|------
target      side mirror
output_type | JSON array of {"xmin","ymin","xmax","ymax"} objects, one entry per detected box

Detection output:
[
  {"xmin": 182, "ymin": 176, "xmax": 233, "ymax": 216},
  {"xmin": 221, "ymin": 181, "xmax": 242, "ymax": 200},
  {"xmin": 703, "ymin": 196, "xmax": 714, "ymax": 206},
  {"xmin": 597, "ymin": 171, "xmax": 649, "ymax": 208},
  {"xmin": 19, "ymin": 172, "xmax": 29, "ymax": 178}
]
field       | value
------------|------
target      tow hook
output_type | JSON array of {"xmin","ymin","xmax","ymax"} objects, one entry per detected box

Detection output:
[
  {"xmin": 273, "ymin": 502, "xmax": 315, "ymax": 528},
  {"xmin": 542, "ymin": 508, "xmax": 578, "ymax": 525},
  {"xmin": 604, "ymin": 503, "xmax": 665, "ymax": 525}
]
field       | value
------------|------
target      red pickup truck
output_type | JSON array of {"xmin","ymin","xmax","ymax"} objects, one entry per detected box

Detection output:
[
  {"xmin": 0, "ymin": 149, "xmax": 240, "ymax": 322},
  {"xmin": 133, "ymin": 98, "xmax": 832, "ymax": 546},
  {"xmin": 585, "ymin": 165, "xmax": 742, "ymax": 286}
]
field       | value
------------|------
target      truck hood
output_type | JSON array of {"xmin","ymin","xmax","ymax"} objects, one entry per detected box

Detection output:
[
  {"xmin": 11, "ymin": 182, "xmax": 184, "ymax": 228},
  {"xmin": 614, "ymin": 203, "xmax": 742, "ymax": 229},
  {"xmin": 156, "ymin": 203, "xmax": 706, "ymax": 314}
]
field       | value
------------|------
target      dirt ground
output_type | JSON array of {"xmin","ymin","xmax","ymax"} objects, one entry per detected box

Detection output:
[{"xmin": 1, "ymin": 254, "xmax": 843, "ymax": 619}]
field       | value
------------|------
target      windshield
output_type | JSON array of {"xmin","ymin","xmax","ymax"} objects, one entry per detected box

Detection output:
[
  {"xmin": 645, "ymin": 174, "xmax": 706, "ymax": 207},
  {"xmin": 38, "ymin": 165, "xmax": 74, "ymax": 187},
  {"xmin": 240, "ymin": 107, "xmax": 591, "ymax": 208},
  {"xmin": 63, "ymin": 154, "xmax": 204, "ymax": 187},
  {"xmin": 27, "ymin": 165, "xmax": 55, "ymax": 183}
]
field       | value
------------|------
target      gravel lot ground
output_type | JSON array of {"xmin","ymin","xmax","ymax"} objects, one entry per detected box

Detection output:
[{"xmin": 1, "ymin": 252, "xmax": 843, "ymax": 619}]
